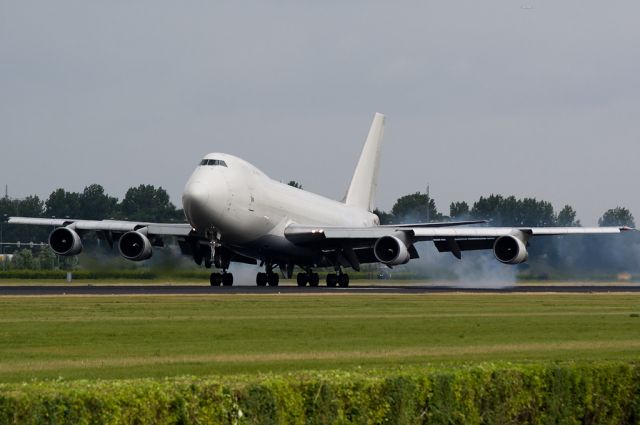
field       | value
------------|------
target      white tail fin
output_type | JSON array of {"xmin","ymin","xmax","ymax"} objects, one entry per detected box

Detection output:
[{"xmin": 344, "ymin": 112, "xmax": 385, "ymax": 211}]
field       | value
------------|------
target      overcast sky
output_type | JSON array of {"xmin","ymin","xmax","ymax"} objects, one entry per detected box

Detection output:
[{"xmin": 1, "ymin": 0, "xmax": 638, "ymax": 225}]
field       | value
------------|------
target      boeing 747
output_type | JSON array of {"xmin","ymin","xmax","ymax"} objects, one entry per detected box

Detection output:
[{"xmin": 9, "ymin": 113, "xmax": 632, "ymax": 286}]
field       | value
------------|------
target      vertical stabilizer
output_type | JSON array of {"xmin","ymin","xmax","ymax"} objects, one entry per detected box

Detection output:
[{"xmin": 344, "ymin": 112, "xmax": 385, "ymax": 211}]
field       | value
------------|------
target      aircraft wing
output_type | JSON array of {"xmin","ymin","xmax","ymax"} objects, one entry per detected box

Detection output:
[
  {"xmin": 8, "ymin": 217, "xmax": 193, "ymax": 236},
  {"xmin": 284, "ymin": 223, "xmax": 633, "ymax": 266},
  {"xmin": 285, "ymin": 223, "xmax": 631, "ymax": 244},
  {"xmin": 7, "ymin": 216, "xmax": 259, "ymax": 266}
]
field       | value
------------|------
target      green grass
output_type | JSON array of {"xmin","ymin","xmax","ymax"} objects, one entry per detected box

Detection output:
[{"xmin": 0, "ymin": 293, "xmax": 639, "ymax": 383}]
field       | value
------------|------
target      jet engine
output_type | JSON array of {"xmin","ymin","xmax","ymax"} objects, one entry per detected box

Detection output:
[
  {"xmin": 118, "ymin": 231, "xmax": 153, "ymax": 261},
  {"xmin": 493, "ymin": 235, "xmax": 528, "ymax": 264},
  {"xmin": 48, "ymin": 227, "xmax": 83, "ymax": 256},
  {"xmin": 374, "ymin": 235, "xmax": 411, "ymax": 266}
]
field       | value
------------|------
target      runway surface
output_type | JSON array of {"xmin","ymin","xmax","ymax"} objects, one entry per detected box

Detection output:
[{"xmin": 1, "ymin": 284, "xmax": 639, "ymax": 296}]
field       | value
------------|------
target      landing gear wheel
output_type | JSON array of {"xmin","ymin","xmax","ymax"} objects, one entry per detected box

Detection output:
[
  {"xmin": 309, "ymin": 273, "xmax": 320, "ymax": 287},
  {"xmin": 326, "ymin": 273, "xmax": 338, "ymax": 287},
  {"xmin": 296, "ymin": 273, "xmax": 308, "ymax": 287},
  {"xmin": 267, "ymin": 273, "xmax": 279, "ymax": 286},
  {"xmin": 338, "ymin": 273, "xmax": 350, "ymax": 288},
  {"xmin": 209, "ymin": 273, "xmax": 222, "ymax": 286},
  {"xmin": 256, "ymin": 272, "xmax": 268, "ymax": 287},
  {"xmin": 222, "ymin": 272, "xmax": 234, "ymax": 286}
]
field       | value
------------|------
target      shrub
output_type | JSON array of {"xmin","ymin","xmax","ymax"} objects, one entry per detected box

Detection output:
[{"xmin": 0, "ymin": 363, "xmax": 638, "ymax": 424}]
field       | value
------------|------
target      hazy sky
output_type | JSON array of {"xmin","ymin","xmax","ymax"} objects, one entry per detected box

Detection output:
[{"xmin": 1, "ymin": 1, "xmax": 638, "ymax": 225}]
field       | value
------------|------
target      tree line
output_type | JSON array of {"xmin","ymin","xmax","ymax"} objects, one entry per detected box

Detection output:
[
  {"xmin": 0, "ymin": 184, "xmax": 184, "ymax": 244},
  {"xmin": 374, "ymin": 192, "xmax": 635, "ymax": 229},
  {"xmin": 1, "ymin": 185, "xmax": 637, "ymax": 275},
  {"xmin": 374, "ymin": 192, "xmax": 637, "ymax": 276}
]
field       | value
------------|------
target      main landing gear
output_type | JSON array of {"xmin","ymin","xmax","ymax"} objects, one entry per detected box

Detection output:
[
  {"xmin": 256, "ymin": 272, "xmax": 279, "ymax": 286},
  {"xmin": 326, "ymin": 272, "xmax": 349, "ymax": 288},
  {"xmin": 296, "ymin": 270, "xmax": 349, "ymax": 287},
  {"xmin": 256, "ymin": 262, "xmax": 280, "ymax": 286},
  {"xmin": 210, "ymin": 271, "xmax": 233, "ymax": 286},
  {"xmin": 296, "ymin": 271, "xmax": 320, "ymax": 287}
]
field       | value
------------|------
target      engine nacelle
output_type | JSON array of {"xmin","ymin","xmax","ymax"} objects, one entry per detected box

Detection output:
[
  {"xmin": 493, "ymin": 235, "xmax": 529, "ymax": 264},
  {"xmin": 118, "ymin": 231, "xmax": 153, "ymax": 261},
  {"xmin": 374, "ymin": 235, "xmax": 411, "ymax": 266},
  {"xmin": 49, "ymin": 227, "xmax": 83, "ymax": 256}
]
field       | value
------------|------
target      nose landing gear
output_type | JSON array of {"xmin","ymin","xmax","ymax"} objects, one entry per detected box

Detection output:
[{"xmin": 206, "ymin": 236, "xmax": 234, "ymax": 286}]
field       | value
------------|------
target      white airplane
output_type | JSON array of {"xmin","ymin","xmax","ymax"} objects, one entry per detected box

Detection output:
[{"xmin": 9, "ymin": 113, "xmax": 632, "ymax": 287}]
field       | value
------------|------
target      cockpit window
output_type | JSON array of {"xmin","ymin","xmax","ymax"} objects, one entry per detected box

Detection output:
[{"xmin": 199, "ymin": 159, "xmax": 228, "ymax": 167}]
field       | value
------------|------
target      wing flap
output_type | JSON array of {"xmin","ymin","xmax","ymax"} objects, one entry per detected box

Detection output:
[{"xmin": 433, "ymin": 238, "xmax": 495, "ymax": 253}]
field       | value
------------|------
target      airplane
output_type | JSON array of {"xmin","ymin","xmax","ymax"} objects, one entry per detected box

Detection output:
[{"xmin": 9, "ymin": 113, "xmax": 633, "ymax": 287}]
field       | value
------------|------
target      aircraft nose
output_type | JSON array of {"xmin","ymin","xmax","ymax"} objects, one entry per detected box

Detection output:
[{"xmin": 182, "ymin": 181, "xmax": 210, "ymax": 214}]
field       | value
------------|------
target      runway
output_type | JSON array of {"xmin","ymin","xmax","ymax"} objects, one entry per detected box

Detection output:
[{"xmin": 1, "ymin": 284, "xmax": 639, "ymax": 296}]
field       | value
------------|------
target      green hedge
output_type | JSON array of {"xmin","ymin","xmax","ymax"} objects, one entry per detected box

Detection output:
[
  {"xmin": 0, "ymin": 363, "xmax": 638, "ymax": 424},
  {"xmin": 0, "ymin": 270, "xmax": 215, "ymax": 280},
  {"xmin": 0, "ymin": 270, "xmax": 158, "ymax": 280}
]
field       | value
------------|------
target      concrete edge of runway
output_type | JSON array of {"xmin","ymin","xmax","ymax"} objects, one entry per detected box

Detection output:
[{"xmin": 1, "ymin": 284, "xmax": 639, "ymax": 296}]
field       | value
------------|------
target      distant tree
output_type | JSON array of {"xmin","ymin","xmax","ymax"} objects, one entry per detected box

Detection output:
[
  {"xmin": 1, "ymin": 196, "xmax": 47, "ymax": 243},
  {"xmin": 287, "ymin": 181, "xmax": 303, "ymax": 189},
  {"xmin": 556, "ymin": 205, "xmax": 581, "ymax": 227},
  {"xmin": 79, "ymin": 184, "xmax": 118, "ymax": 220},
  {"xmin": 37, "ymin": 247, "xmax": 56, "ymax": 270},
  {"xmin": 45, "ymin": 188, "xmax": 81, "ymax": 218},
  {"xmin": 16, "ymin": 196, "xmax": 44, "ymax": 217},
  {"xmin": 58, "ymin": 255, "xmax": 78, "ymax": 271},
  {"xmin": 11, "ymin": 249, "xmax": 37, "ymax": 270},
  {"xmin": 471, "ymin": 195, "xmax": 555, "ymax": 227},
  {"xmin": 598, "ymin": 207, "xmax": 635, "ymax": 228},
  {"xmin": 517, "ymin": 198, "xmax": 555, "ymax": 227},
  {"xmin": 449, "ymin": 201, "xmax": 470, "ymax": 219},
  {"xmin": 120, "ymin": 185, "xmax": 180, "ymax": 222},
  {"xmin": 391, "ymin": 192, "xmax": 442, "ymax": 223},
  {"xmin": 373, "ymin": 208, "xmax": 393, "ymax": 225},
  {"xmin": 470, "ymin": 194, "xmax": 505, "ymax": 224}
]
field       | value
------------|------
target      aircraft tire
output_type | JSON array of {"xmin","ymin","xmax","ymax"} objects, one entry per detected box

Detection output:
[
  {"xmin": 338, "ymin": 273, "xmax": 350, "ymax": 288},
  {"xmin": 210, "ymin": 273, "xmax": 222, "ymax": 286},
  {"xmin": 309, "ymin": 273, "xmax": 320, "ymax": 287},
  {"xmin": 267, "ymin": 273, "xmax": 279, "ymax": 286},
  {"xmin": 326, "ymin": 273, "xmax": 338, "ymax": 287},
  {"xmin": 256, "ymin": 272, "xmax": 268, "ymax": 286},
  {"xmin": 296, "ymin": 273, "xmax": 308, "ymax": 286},
  {"xmin": 222, "ymin": 273, "xmax": 234, "ymax": 286}
]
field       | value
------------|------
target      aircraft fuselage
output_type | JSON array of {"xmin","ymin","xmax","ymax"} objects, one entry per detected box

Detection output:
[{"xmin": 182, "ymin": 153, "xmax": 378, "ymax": 264}]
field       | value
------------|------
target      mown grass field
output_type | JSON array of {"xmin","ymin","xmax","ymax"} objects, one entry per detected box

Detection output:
[{"xmin": 0, "ymin": 293, "xmax": 639, "ymax": 383}]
